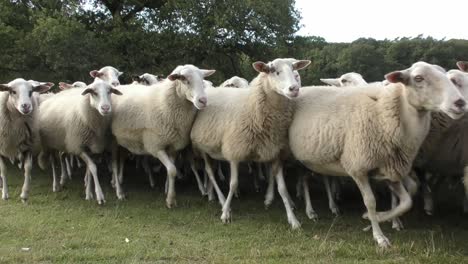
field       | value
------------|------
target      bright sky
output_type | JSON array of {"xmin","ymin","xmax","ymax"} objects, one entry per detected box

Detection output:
[{"xmin": 296, "ymin": 0, "xmax": 468, "ymax": 43}]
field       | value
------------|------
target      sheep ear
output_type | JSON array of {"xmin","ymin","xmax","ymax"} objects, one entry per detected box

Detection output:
[
  {"xmin": 253, "ymin": 61, "xmax": 270, "ymax": 73},
  {"xmin": 81, "ymin": 88, "xmax": 94, "ymax": 95},
  {"xmin": 457, "ymin": 61, "xmax": 468, "ymax": 72},
  {"xmin": 90, "ymin": 70, "xmax": 103, "ymax": 78},
  {"xmin": 157, "ymin": 75, "xmax": 165, "ymax": 81},
  {"xmin": 33, "ymin": 82, "xmax": 54, "ymax": 93},
  {"xmin": 111, "ymin": 88, "xmax": 123, "ymax": 95},
  {"xmin": 59, "ymin": 82, "xmax": 73, "ymax": 90},
  {"xmin": 167, "ymin": 74, "xmax": 185, "ymax": 81},
  {"xmin": 320, "ymin": 78, "xmax": 341, "ymax": 86},
  {"xmin": 385, "ymin": 71, "xmax": 408, "ymax": 84},
  {"xmin": 293, "ymin": 60, "xmax": 311, "ymax": 71},
  {"xmin": 201, "ymin": 69, "xmax": 216, "ymax": 78},
  {"xmin": 0, "ymin": 84, "xmax": 10, "ymax": 92},
  {"xmin": 131, "ymin": 75, "xmax": 141, "ymax": 82},
  {"xmin": 118, "ymin": 71, "xmax": 123, "ymax": 76}
]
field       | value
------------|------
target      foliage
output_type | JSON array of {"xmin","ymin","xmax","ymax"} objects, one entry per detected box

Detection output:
[{"xmin": 1, "ymin": 0, "xmax": 468, "ymax": 86}]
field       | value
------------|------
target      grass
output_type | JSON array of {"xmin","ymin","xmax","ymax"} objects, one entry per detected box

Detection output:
[{"xmin": 0, "ymin": 165, "xmax": 467, "ymax": 263}]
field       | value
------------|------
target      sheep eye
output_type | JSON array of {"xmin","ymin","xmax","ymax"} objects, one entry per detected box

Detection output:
[
  {"xmin": 29, "ymin": 91, "xmax": 33, "ymax": 97},
  {"xmin": 451, "ymin": 78, "xmax": 461, "ymax": 88},
  {"xmin": 276, "ymin": 71, "xmax": 280, "ymax": 76},
  {"xmin": 414, "ymin": 75, "xmax": 424, "ymax": 82},
  {"xmin": 10, "ymin": 90, "xmax": 16, "ymax": 95},
  {"xmin": 342, "ymin": 79, "xmax": 348, "ymax": 83}
]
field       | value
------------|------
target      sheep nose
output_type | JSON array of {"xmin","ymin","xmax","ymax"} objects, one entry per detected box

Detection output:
[
  {"xmin": 111, "ymin": 81, "xmax": 120, "ymax": 87},
  {"xmin": 289, "ymin": 85, "xmax": 299, "ymax": 92},
  {"xmin": 21, "ymin": 104, "xmax": 30, "ymax": 111},
  {"xmin": 454, "ymin": 99, "xmax": 466, "ymax": 109},
  {"xmin": 198, "ymin": 97, "xmax": 207, "ymax": 106},
  {"xmin": 101, "ymin": 105, "xmax": 111, "ymax": 112}
]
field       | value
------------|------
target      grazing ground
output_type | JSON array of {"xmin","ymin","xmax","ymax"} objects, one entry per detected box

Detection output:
[{"xmin": 0, "ymin": 165, "xmax": 467, "ymax": 264}]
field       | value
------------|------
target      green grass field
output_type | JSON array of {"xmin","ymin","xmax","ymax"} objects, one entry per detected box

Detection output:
[{"xmin": 0, "ymin": 166, "xmax": 467, "ymax": 263}]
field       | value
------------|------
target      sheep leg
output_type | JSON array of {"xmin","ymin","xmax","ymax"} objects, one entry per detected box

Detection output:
[
  {"xmin": 0, "ymin": 156, "xmax": 9, "ymax": 200},
  {"xmin": 217, "ymin": 162, "xmax": 226, "ymax": 182},
  {"xmin": 155, "ymin": 150, "xmax": 177, "ymax": 208},
  {"xmin": 391, "ymin": 192, "xmax": 404, "ymax": 231},
  {"xmin": 221, "ymin": 161, "xmax": 239, "ymax": 223},
  {"xmin": 51, "ymin": 154, "xmax": 61, "ymax": 192},
  {"xmin": 19, "ymin": 152, "xmax": 32, "ymax": 202},
  {"xmin": 84, "ymin": 169, "xmax": 93, "ymax": 200},
  {"xmin": 111, "ymin": 142, "xmax": 125, "ymax": 200},
  {"xmin": 65, "ymin": 155, "xmax": 72, "ymax": 179},
  {"xmin": 353, "ymin": 175, "xmax": 390, "ymax": 248},
  {"xmin": 142, "ymin": 156, "xmax": 155, "ymax": 189},
  {"xmin": 206, "ymin": 178, "xmax": 215, "ymax": 201},
  {"xmin": 264, "ymin": 169, "xmax": 275, "ymax": 208},
  {"xmin": 324, "ymin": 176, "xmax": 340, "ymax": 216},
  {"xmin": 202, "ymin": 153, "xmax": 225, "ymax": 205},
  {"xmin": 463, "ymin": 167, "xmax": 468, "ymax": 214},
  {"xmin": 59, "ymin": 153, "xmax": 67, "ymax": 187},
  {"xmin": 303, "ymin": 174, "xmax": 318, "ymax": 220},
  {"xmin": 80, "ymin": 152, "xmax": 105, "ymax": 205},
  {"xmin": 273, "ymin": 160, "xmax": 300, "ymax": 229},
  {"xmin": 253, "ymin": 171, "xmax": 260, "ymax": 193},
  {"xmin": 76, "ymin": 155, "xmax": 82, "ymax": 168},
  {"xmin": 296, "ymin": 175, "xmax": 303, "ymax": 198},
  {"xmin": 190, "ymin": 159, "xmax": 206, "ymax": 196},
  {"xmin": 118, "ymin": 149, "xmax": 126, "ymax": 184},
  {"xmin": 422, "ymin": 172, "xmax": 434, "ymax": 215},
  {"xmin": 258, "ymin": 163, "xmax": 265, "ymax": 181}
]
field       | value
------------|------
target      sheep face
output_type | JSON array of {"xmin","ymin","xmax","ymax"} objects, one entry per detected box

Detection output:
[
  {"xmin": 253, "ymin": 58, "xmax": 311, "ymax": 98},
  {"xmin": 59, "ymin": 81, "xmax": 87, "ymax": 90},
  {"xmin": 132, "ymin": 73, "xmax": 164, "ymax": 86},
  {"xmin": 221, "ymin": 76, "xmax": 249, "ymax": 88},
  {"xmin": 320, "ymin": 72, "xmax": 367, "ymax": 87},
  {"xmin": 90, "ymin": 66, "xmax": 123, "ymax": 87},
  {"xmin": 385, "ymin": 61, "xmax": 466, "ymax": 119},
  {"xmin": 167, "ymin": 65, "xmax": 215, "ymax": 110},
  {"xmin": 447, "ymin": 69, "xmax": 468, "ymax": 104},
  {"xmin": 82, "ymin": 79, "xmax": 123, "ymax": 116},
  {"xmin": 0, "ymin": 79, "xmax": 53, "ymax": 115}
]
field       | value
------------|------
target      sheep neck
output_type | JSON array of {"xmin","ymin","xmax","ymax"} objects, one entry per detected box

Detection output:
[{"xmin": 79, "ymin": 95, "xmax": 109, "ymax": 134}]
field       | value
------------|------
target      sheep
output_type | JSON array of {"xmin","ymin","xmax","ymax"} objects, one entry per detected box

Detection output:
[
  {"xmin": 59, "ymin": 81, "xmax": 87, "ymax": 89},
  {"xmin": 190, "ymin": 58, "xmax": 311, "ymax": 229},
  {"xmin": 38, "ymin": 79, "xmax": 122, "ymax": 204},
  {"xmin": 111, "ymin": 64, "xmax": 215, "ymax": 208},
  {"xmin": 90, "ymin": 66, "xmax": 122, "ymax": 87},
  {"xmin": 288, "ymin": 61, "xmax": 466, "ymax": 248},
  {"xmin": 220, "ymin": 76, "xmax": 249, "ymax": 88},
  {"xmin": 0, "ymin": 79, "xmax": 53, "ymax": 201},
  {"xmin": 414, "ymin": 61, "xmax": 468, "ymax": 215},
  {"xmin": 131, "ymin": 73, "xmax": 164, "ymax": 86},
  {"xmin": 320, "ymin": 72, "xmax": 368, "ymax": 87}
]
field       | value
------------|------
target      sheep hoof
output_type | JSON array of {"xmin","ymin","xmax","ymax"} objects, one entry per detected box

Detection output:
[
  {"xmin": 306, "ymin": 210, "xmax": 318, "ymax": 221},
  {"xmin": 425, "ymin": 209, "xmax": 433, "ymax": 216},
  {"xmin": 363, "ymin": 225, "xmax": 372, "ymax": 232},
  {"xmin": 392, "ymin": 218, "xmax": 404, "ymax": 231},
  {"xmin": 362, "ymin": 212, "xmax": 369, "ymax": 220},
  {"xmin": 21, "ymin": 197, "xmax": 28, "ymax": 204},
  {"xmin": 97, "ymin": 199, "xmax": 106, "ymax": 205},
  {"xmin": 375, "ymin": 235, "xmax": 391, "ymax": 249},
  {"xmin": 2, "ymin": 193, "xmax": 9, "ymax": 200},
  {"xmin": 52, "ymin": 185, "xmax": 62, "ymax": 193},
  {"xmin": 221, "ymin": 211, "xmax": 231, "ymax": 223},
  {"xmin": 289, "ymin": 219, "xmax": 301, "ymax": 230},
  {"xmin": 166, "ymin": 199, "xmax": 177, "ymax": 208},
  {"xmin": 85, "ymin": 193, "xmax": 94, "ymax": 201},
  {"xmin": 117, "ymin": 193, "xmax": 126, "ymax": 201},
  {"xmin": 264, "ymin": 199, "xmax": 273, "ymax": 209},
  {"xmin": 331, "ymin": 207, "xmax": 341, "ymax": 216}
]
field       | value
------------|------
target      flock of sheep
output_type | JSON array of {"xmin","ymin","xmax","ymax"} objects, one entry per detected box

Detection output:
[{"xmin": 1, "ymin": 58, "xmax": 468, "ymax": 249}]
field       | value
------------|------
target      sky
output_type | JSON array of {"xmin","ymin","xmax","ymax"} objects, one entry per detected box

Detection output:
[{"xmin": 295, "ymin": 0, "xmax": 468, "ymax": 43}]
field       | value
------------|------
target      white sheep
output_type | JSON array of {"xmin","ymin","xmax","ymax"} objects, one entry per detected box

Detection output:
[
  {"xmin": 220, "ymin": 76, "xmax": 249, "ymax": 88},
  {"xmin": 289, "ymin": 61, "xmax": 466, "ymax": 248},
  {"xmin": 90, "ymin": 66, "xmax": 122, "ymax": 87},
  {"xmin": 190, "ymin": 58, "xmax": 311, "ymax": 229},
  {"xmin": 59, "ymin": 81, "xmax": 87, "ymax": 90},
  {"xmin": 0, "ymin": 79, "xmax": 53, "ymax": 201},
  {"xmin": 131, "ymin": 73, "xmax": 164, "ymax": 86},
  {"xmin": 111, "ymin": 64, "xmax": 215, "ymax": 208},
  {"xmin": 414, "ymin": 61, "xmax": 468, "ymax": 215},
  {"xmin": 320, "ymin": 72, "xmax": 368, "ymax": 87},
  {"xmin": 38, "ymin": 79, "xmax": 123, "ymax": 204}
]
